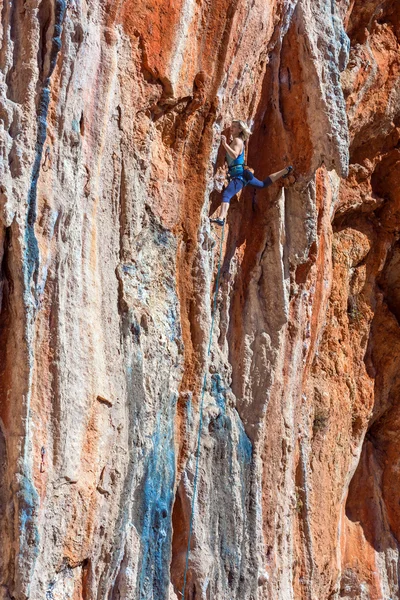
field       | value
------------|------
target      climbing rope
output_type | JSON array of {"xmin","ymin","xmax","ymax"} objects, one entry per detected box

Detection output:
[{"xmin": 181, "ymin": 222, "xmax": 225, "ymax": 600}]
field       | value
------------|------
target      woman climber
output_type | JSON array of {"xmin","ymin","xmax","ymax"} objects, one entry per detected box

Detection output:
[{"xmin": 210, "ymin": 119, "xmax": 293, "ymax": 226}]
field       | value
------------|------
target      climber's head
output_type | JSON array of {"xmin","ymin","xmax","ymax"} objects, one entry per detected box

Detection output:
[{"xmin": 231, "ymin": 119, "xmax": 251, "ymax": 141}]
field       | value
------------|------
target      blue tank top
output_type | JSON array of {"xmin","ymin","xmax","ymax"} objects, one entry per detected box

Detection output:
[{"xmin": 226, "ymin": 146, "xmax": 245, "ymax": 181}]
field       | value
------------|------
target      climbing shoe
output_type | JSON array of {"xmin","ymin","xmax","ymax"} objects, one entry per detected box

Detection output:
[
  {"xmin": 210, "ymin": 217, "xmax": 225, "ymax": 226},
  {"xmin": 282, "ymin": 165, "xmax": 293, "ymax": 179}
]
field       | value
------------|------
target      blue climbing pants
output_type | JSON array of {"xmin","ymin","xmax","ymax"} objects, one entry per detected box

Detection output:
[{"xmin": 221, "ymin": 174, "xmax": 273, "ymax": 203}]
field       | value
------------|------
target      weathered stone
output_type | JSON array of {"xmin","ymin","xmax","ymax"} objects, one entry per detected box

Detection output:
[{"xmin": 0, "ymin": 0, "xmax": 399, "ymax": 599}]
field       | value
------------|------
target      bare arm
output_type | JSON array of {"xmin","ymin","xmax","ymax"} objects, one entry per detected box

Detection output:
[{"xmin": 221, "ymin": 136, "xmax": 243, "ymax": 159}]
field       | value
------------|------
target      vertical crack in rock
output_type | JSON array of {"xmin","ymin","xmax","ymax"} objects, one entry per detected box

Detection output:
[
  {"xmin": 137, "ymin": 403, "xmax": 176, "ymax": 600},
  {"xmin": 26, "ymin": 0, "xmax": 66, "ymax": 296},
  {"xmin": 0, "ymin": 1, "xmax": 67, "ymax": 597}
]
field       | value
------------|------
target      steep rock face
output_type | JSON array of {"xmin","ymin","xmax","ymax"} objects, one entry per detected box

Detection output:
[{"xmin": 0, "ymin": 0, "xmax": 399, "ymax": 599}]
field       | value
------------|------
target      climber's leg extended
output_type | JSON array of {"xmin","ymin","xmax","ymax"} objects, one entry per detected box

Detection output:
[
  {"xmin": 247, "ymin": 166, "xmax": 293, "ymax": 189},
  {"xmin": 246, "ymin": 174, "xmax": 272, "ymax": 189},
  {"xmin": 210, "ymin": 178, "xmax": 245, "ymax": 225}
]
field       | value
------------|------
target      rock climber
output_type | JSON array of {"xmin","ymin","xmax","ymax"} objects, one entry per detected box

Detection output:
[{"xmin": 210, "ymin": 119, "xmax": 293, "ymax": 226}]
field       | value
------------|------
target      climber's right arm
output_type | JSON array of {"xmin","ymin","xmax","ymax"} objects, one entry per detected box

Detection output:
[{"xmin": 221, "ymin": 135, "xmax": 243, "ymax": 159}]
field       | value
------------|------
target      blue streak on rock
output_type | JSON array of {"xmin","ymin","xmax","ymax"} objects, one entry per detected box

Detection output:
[
  {"xmin": 166, "ymin": 305, "xmax": 181, "ymax": 343},
  {"xmin": 122, "ymin": 263, "xmax": 137, "ymax": 275},
  {"xmin": 236, "ymin": 417, "xmax": 252, "ymax": 468},
  {"xmin": 25, "ymin": 1, "xmax": 66, "ymax": 292},
  {"xmin": 211, "ymin": 373, "xmax": 226, "ymax": 414},
  {"xmin": 236, "ymin": 414, "xmax": 252, "ymax": 513},
  {"xmin": 138, "ymin": 398, "xmax": 176, "ymax": 600},
  {"xmin": 155, "ymin": 229, "xmax": 169, "ymax": 247},
  {"xmin": 15, "ymin": 474, "xmax": 40, "ymax": 597},
  {"xmin": 330, "ymin": 0, "xmax": 350, "ymax": 72},
  {"xmin": 18, "ymin": 476, "xmax": 39, "ymax": 543},
  {"xmin": 210, "ymin": 374, "xmax": 232, "ymax": 477},
  {"xmin": 18, "ymin": 3, "xmax": 66, "ymax": 593}
]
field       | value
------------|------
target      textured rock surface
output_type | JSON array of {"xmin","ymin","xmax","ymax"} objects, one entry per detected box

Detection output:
[{"xmin": 0, "ymin": 0, "xmax": 400, "ymax": 598}]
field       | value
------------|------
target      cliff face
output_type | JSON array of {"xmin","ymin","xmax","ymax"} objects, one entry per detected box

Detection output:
[{"xmin": 0, "ymin": 0, "xmax": 400, "ymax": 598}]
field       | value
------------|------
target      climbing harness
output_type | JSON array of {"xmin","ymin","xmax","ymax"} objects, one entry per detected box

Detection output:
[
  {"xmin": 228, "ymin": 163, "xmax": 245, "ymax": 178},
  {"xmin": 181, "ymin": 221, "xmax": 225, "ymax": 600},
  {"xmin": 226, "ymin": 141, "xmax": 254, "ymax": 186}
]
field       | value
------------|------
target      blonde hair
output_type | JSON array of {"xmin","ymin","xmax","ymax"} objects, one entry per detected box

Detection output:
[{"xmin": 233, "ymin": 119, "xmax": 252, "ymax": 141}]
